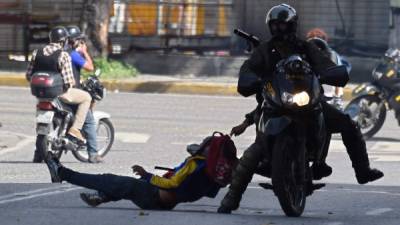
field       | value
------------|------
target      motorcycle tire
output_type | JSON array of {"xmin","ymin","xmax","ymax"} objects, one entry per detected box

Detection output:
[
  {"xmin": 344, "ymin": 95, "xmax": 386, "ymax": 140},
  {"xmin": 271, "ymin": 130, "xmax": 306, "ymax": 217},
  {"xmin": 72, "ymin": 118, "xmax": 115, "ymax": 162},
  {"xmin": 36, "ymin": 135, "xmax": 62, "ymax": 161}
]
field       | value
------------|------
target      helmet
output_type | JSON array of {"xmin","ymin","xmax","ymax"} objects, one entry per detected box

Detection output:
[
  {"xmin": 266, "ymin": 4, "xmax": 298, "ymax": 37},
  {"xmin": 66, "ymin": 25, "xmax": 84, "ymax": 41},
  {"xmin": 49, "ymin": 26, "xmax": 69, "ymax": 43}
]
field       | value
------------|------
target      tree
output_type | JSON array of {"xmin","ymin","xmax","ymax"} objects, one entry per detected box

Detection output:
[{"xmin": 80, "ymin": 0, "xmax": 113, "ymax": 58}]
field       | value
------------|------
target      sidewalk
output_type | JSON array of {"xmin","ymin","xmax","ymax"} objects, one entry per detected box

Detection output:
[{"xmin": 0, "ymin": 72, "xmax": 354, "ymax": 99}]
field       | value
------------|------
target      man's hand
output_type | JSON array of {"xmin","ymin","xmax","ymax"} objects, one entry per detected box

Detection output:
[
  {"xmin": 132, "ymin": 165, "xmax": 148, "ymax": 177},
  {"xmin": 77, "ymin": 42, "xmax": 88, "ymax": 54},
  {"xmin": 230, "ymin": 120, "xmax": 249, "ymax": 136}
]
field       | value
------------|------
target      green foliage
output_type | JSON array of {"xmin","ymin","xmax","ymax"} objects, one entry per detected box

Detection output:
[{"xmin": 82, "ymin": 57, "xmax": 138, "ymax": 79}]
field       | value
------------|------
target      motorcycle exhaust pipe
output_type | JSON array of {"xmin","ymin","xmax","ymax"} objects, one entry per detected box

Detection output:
[{"xmin": 61, "ymin": 138, "xmax": 78, "ymax": 151}]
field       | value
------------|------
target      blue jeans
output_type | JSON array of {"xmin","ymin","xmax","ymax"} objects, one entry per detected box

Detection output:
[
  {"xmin": 59, "ymin": 167, "xmax": 170, "ymax": 210},
  {"xmin": 82, "ymin": 110, "xmax": 97, "ymax": 156}
]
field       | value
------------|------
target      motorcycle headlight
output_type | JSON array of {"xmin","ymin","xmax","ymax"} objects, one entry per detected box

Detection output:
[{"xmin": 281, "ymin": 91, "xmax": 310, "ymax": 107}]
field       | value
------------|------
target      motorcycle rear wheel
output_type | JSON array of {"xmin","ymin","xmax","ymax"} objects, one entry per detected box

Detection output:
[{"xmin": 36, "ymin": 135, "xmax": 62, "ymax": 161}]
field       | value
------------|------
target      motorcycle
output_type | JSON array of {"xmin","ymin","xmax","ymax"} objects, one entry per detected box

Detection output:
[
  {"xmin": 235, "ymin": 29, "xmax": 348, "ymax": 217},
  {"xmin": 31, "ymin": 69, "xmax": 114, "ymax": 162},
  {"xmin": 344, "ymin": 48, "xmax": 400, "ymax": 139}
]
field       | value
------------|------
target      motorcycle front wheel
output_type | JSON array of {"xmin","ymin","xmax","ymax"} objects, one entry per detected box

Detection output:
[
  {"xmin": 344, "ymin": 95, "xmax": 386, "ymax": 139},
  {"xmin": 72, "ymin": 118, "xmax": 115, "ymax": 162},
  {"xmin": 271, "ymin": 130, "xmax": 306, "ymax": 217}
]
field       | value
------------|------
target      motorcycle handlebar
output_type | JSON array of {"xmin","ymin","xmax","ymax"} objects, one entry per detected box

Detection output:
[{"xmin": 234, "ymin": 29, "xmax": 261, "ymax": 47}]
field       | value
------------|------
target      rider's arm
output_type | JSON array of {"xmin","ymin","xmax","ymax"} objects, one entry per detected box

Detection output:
[
  {"xmin": 306, "ymin": 42, "xmax": 336, "ymax": 75},
  {"xmin": 239, "ymin": 43, "xmax": 267, "ymax": 79},
  {"xmin": 58, "ymin": 52, "xmax": 76, "ymax": 88},
  {"xmin": 143, "ymin": 157, "xmax": 202, "ymax": 189},
  {"xmin": 25, "ymin": 49, "xmax": 37, "ymax": 81},
  {"xmin": 77, "ymin": 43, "xmax": 94, "ymax": 72}
]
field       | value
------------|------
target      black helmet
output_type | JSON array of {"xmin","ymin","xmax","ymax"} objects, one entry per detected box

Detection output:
[
  {"xmin": 266, "ymin": 4, "xmax": 298, "ymax": 37},
  {"xmin": 49, "ymin": 26, "xmax": 69, "ymax": 43},
  {"xmin": 66, "ymin": 25, "xmax": 84, "ymax": 41}
]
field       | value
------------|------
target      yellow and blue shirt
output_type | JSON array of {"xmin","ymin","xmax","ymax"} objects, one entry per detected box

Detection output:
[{"xmin": 143, "ymin": 156, "xmax": 221, "ymax": 203}]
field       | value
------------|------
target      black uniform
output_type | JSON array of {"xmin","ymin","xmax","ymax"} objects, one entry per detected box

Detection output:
[{"xmin": 218, "ymin": 36, "xmax": 383, "ymax": 213}]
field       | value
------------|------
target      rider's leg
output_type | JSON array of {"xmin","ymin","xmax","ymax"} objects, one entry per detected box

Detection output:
[
  {"xmin": 59, "ymin": 88, "xmax": 91, "ymax": 141},
  {"xmin": 218, "ymin": 138, "xmax": 264, "ymax": 213},
  {"xmin": 82, "ymin": 110, "xmax": 102, "ymax": 163},
  {"xmin": 322, "ymin": 102, "xmax": 383, "ymax": 184}
]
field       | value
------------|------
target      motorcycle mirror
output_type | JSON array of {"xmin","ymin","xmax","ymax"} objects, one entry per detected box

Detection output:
[
  {"xmin": 94, "ymin": 69, "xmax": 102, "ymax": 77},
  {"xmin": 319, "ymin": 65, "xmax": 349, "ymax": 87}
]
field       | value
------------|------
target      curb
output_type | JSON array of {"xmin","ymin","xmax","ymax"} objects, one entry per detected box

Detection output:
[{"xmin": 0, "ymin": 75, "xmax": 353, "ymax": 99}]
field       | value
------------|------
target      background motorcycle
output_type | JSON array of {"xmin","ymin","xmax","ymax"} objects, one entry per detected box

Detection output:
[
  {"xmin": 235, "ymin": 29, "xmax": 348, "ymax": 217},
  {"xmin": 31, "ymin": 69, "xmax": 114, "ymax": 162},
  {"xmin": 344, "ymin": 48, "xmax": 400, "ymax": 139}
]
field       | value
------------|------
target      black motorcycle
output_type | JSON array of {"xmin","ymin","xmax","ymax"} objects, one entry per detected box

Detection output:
[
  {"xmin": 344, "ymin": 48, "xmax": 400, "ymax": 139},
  {"xmin": 31, "ymin": 70, "xmax": 114, "ymax": 162},
  {"xmin": 235, "ymin": 29, "xmax": 348, "ymax": 217}
]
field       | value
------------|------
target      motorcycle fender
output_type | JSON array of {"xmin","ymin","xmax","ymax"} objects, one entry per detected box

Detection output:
[
  {"xmin": 264, "ymin": 116, "xmax": 292, "ymax": 136},
  {"xmin": 352, "ymin": 83, "xmax": 380, "ymax": 97},
  {"xmin": 36, "ymin": 123, "xmax": 51, "ymax": 135},
  {"xmin": 93, "ymin": 111, "xmax": 111, "ymax": 126}
]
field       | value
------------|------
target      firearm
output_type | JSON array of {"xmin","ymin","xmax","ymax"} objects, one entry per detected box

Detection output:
[
  {"xmin": 234, "ymin": 28, "xmax": 261, "ymax": 47},
  {"xmin": 154, "ymin": 166, "xmax": 174, "ymax": 171}
]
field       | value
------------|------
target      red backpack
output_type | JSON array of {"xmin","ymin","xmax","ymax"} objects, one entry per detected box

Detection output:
[{"xmin": 197, "ymin": 132, "xmax": 238, "ymax": 187}]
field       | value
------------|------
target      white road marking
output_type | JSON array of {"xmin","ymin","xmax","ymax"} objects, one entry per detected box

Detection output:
[
  {"xmin": 0, "ymin": 186, "xmax": 65, "ymax": 201},
  {"xmin": 248, "ymin": 185, "xmax": 400, "ymax": 197},
  {"xmin": 0, "ymin": 185, "xmax": 82, "ymax": 205},
  {"xmin": 365, "ymin": 208, "xmax": 393, "ymax": 216},
  {"xmin": 115, "ymin": 132, "xmax": 150, "ymax": 143},
  {"xmin": 324, "ymin": 222, "xmax": 343, "ymax": 225}
]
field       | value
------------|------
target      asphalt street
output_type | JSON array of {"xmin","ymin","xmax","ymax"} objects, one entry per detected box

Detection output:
[{"xmin": 0, "ymin": 86, "xmax": 399, "ymax": 225}]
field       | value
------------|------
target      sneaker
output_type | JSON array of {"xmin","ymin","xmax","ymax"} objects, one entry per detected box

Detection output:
[
  {"xmin": 312, "ymin": 162, "xmax": 333, "ymax": 180},
  {"xmin": 44, "ymin": 153, "xmax": 63, "ymax": 183},
  {"xmin": 80, "ymin": 192, "xmax": 107, "ymax": 207},
  {"xmin": 68, "ymin": 127, "xmax": 86, "ymax": 143},
  {"xmin": 88, "ymin": 155, "xmax": 103, "ymax": 163},
  {"xmin": 356, "ymin": 167, "xmax": 384, "ymax": 184}
]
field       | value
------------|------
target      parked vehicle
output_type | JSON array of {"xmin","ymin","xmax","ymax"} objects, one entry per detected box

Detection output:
[{"xmin": 344, "ymin": 48, "xmax": 400, "ymax": 139}]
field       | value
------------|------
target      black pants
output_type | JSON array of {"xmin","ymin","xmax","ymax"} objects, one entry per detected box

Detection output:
[
  {"xmin": 59, "ymin": 167, "xmax": 170, "ymax": 210},
  {"xmin": 321, "ymin": 101, "xmax": 370, "ymax": 169}
]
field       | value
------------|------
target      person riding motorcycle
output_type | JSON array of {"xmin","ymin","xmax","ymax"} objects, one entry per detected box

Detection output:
[
  {"xmin": 306, "ymin": 28, "xmax": 352, "ymax": 110},
  {"xmin": 218, "ymin": 4, "xmax": 384, "ymax": 214},
  {"xmin": 66, "ymin": 25, "xmax": 102, "ymax": 163},
  {"xmin": 26, "ymin": 26, "xmax": 92, "ymax": 162}
]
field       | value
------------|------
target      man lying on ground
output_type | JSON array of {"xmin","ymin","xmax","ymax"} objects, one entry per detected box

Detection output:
[{"xmin": 44, "ymin": 152, "xmax": 222, "ymax": 210}]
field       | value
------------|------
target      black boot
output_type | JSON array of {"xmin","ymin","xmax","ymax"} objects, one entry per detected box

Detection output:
[
  {"xmin": 217, "ymin": 142, "xmax": 263, "ymax": 214},
  {"xmin": 80, "ymin": 192, "xmax": 110, "ymax": 207},
  {"xmin": 44, "ymin": 152, "xmax": 63, "ymax": 183},
  {"xmin": 312, "ymin": 162, "xmax": 333, "ymax": 180},
  {"xmin": 355, "ymin": 167, "xmax": 384, "ymax": 184}
]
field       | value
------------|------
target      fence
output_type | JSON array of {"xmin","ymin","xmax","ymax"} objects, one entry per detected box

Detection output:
[{"xmin": 0, "ymin": 0, "xmax": 392, "ymax": 60}]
